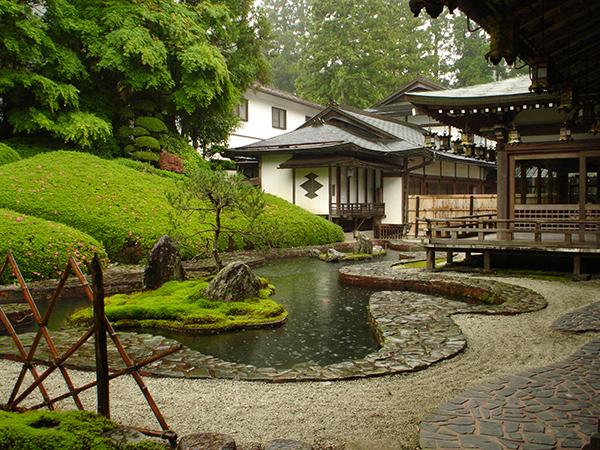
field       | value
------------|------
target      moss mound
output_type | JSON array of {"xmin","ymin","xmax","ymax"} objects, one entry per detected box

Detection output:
[
  {"xmin": 0, "ymin": 151, "xmax": 343, "ymax": 263},
  {"xmin": 0, "ymin": 410, "xmax": 163, "ymax": 450},
  {"xmin": 69, "ymin": 279, "xmax": 287, "ymax": 332},
  {"xmin": 0, "ymin": 143, "xmax": 21, "ymax": 166},
  {"xmin": 0, "ymin": 209, "xmax": 108, "ymax": 281}
]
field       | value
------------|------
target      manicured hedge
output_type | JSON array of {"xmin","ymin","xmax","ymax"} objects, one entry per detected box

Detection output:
[
  {"xmin": 0, "ymin": 143, "xmax": 21, "ymax": 166},
  {"xmin": 0, "ymin": 152, "xmax": 344, "ymax": 263},
  {"xmin": 0, "ymin": 209, "xmax": 108, "ymax": 281},
  {"xmin": 0, "ymin": 410, "xmax": 164, "ymax": 450}
]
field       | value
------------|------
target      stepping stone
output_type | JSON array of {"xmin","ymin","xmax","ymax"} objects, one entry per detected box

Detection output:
[
  {"xmin": 177, "ymin": 433, "xmax": 236, "ymax": 450},
  {"xmin": 264, "ymin": 439, "xmax": 313, "ymax": 450}
]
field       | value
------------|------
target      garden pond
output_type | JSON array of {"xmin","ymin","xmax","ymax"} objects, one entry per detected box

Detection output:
[{"xmin": 40, "ymin": 252, "xmax": 402, "ymax": 369}]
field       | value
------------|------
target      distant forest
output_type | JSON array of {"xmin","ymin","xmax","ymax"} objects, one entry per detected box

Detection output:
[{"xmin": 261, "ymin": 0, "xmax": 526, "ymax": 108}]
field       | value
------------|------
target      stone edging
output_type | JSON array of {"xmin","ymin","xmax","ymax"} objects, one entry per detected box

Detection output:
[
  {"xmin": 551, "ymin": 301, "xmax": 600, "ymax": 332},
  {"xmin": 0, "ymin": 263, "xmax": 546, "ymax": 382}
]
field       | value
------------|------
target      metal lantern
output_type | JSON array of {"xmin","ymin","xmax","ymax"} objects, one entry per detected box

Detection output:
[
  {"xmin": 424, "ymin": 132, "xmax": 435, "ymax": 148},
  {"xmin": 590, "ymin": 118, "xmax": 600, "ymax": 135},
  {"xmin": 460, "ymin": 131, "xmax": 474, "ymax": 145},
  {"xmin": 529, "ymin": 61, "xmax": 550, "ymax": 94},
  {"xmin": 508, "ymin": 126, "xmax": 521, "ymax": 144},
  {"xmin": 558, "ymin": 87, "xmax": 574, "ymax": 112},
  {"xmin": 439, "ymin": 134, "xmax": 451, "ymax": 150},
  {"xmin": 559, "ymin": 122, "xmax": 572, "ymax": 142},
  {"xmin": 452, "ymin": 138, "xmax": 463, "ymax": 155}
]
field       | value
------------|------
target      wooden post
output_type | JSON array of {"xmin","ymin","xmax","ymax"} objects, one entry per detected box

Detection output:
[
  {"xmin": 446, "ymin": 251, "xmax": 453, "ymax": 264},
  {"xmin": 573, "ymin": 254, "xmax": 581, "ymax": 277},
  {"xmin": 496, "ymin": 142, "xmax": 509, "ymax": 239},
  {"xmin": 469, "ymin": 195, "xmax": 474, "ymax": 216},
  {"xmin": 579, "ymin": 155, "xmax": 586, "ymax": 242},
  {"xmin": 483, "ymin": 252, "xmax": 492, "ymax": 273},
  {"xmin": 415, "ymin": 195, "xmax": 420, "ymax": 237},
  {"xmin": 426, "ymin": 249, "xmax": 436, "ymax": 270},
  {"xmin": 292, "ymin": 168, "xmax": 296, "ymax": 205},
  {"xmin": 328, "ymin": 165, "xmax": 333, "ymax": 219},
  {"xmin": 336, "ymin": 164, "xmax": 341, "ymax": 213},
  {"xmin": 91, "ymin": 254, "xmax": 109, "ymax": 418}
]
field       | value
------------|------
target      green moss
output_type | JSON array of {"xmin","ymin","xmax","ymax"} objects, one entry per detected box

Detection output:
[
  {"xmin": 135, "ymin": 117, "xmax": 167, "ymax": 134},
  {"xmin": 134, "ymin": 136, "xmax": 161, "ymax": 151},
  {"xmin": 0, "ymin": 208, "xmax": 108, "ymax": 281},
  {"xmin": 113, "ymin": 158, "xmax": 184, "ymax": 180},
  {"xmin": 0, "ymin": 151, "xmax": 344, "ymax": 263},
  {"xmin": 396, "ymin": 258, "xmax": 446, "ymax": 269},
  {"xmin": 69, "ymin": 279, "xmax": 287, "ymax": 332},
  {"xmin": 0, "ymin": 143, "xmax": 21, "ymax": 166},
  {"xmin": 0, "ymin": 410, "xmax": 164, "ymax": 450}
]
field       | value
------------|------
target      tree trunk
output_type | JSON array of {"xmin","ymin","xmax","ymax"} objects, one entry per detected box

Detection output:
[{"xmin": 213, "ymin": 208, "xmax": 223, "ymax": 270}]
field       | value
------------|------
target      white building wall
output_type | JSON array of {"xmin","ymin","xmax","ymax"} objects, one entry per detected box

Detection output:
[
  {"xmin": 382, "ymin": 176, "xmax": 404, "ymax": 224},
  {"xmin": 260, "ymin": 154, "xmax": 293, "ymax": 202},
  {"xmin": 295, "ymin": 167, "xmax": 329, "ymax": 215},
  {"xmin": 424, "ymin": 160, "xmax": 441, "ymax": 176},
  {"xmin": 228, "ymin": 89, "xmax": 322, "ymax": 148}
]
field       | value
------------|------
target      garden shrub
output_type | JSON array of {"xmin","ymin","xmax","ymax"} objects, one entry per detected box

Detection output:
[
  {"xmin": 113, "ymin": 158, "xmax": 184, "ymax": 180},
  {"xmin": 0, "ymin": 152, "xmax": 344, "ymax": 263},
  {"xmin": 0, "ymin": 208, "xmax": 108, "ymax": 281},
  {"xmin": 135, "ymin": 116, "xmax": 168, "ymax": 134},
  {"xmin": 117, "ymin": 126, "xmax": 149, "ymax": 139},
  {"xmin": 0, "ymin": 143, "xmax": 21, "ymax": 165},
  {"xmin": 0, "ymin": 410, "xmax": 164, "ymax": 450},
  {"xmin": 134, "ymin": 136, "xmax": 161, "ymax": 151},
  {"xmin": 132, "ymin": 151, "xmax": 160, "ymax": 163},
  {"xmin": 69, "ymin": 279, "xmax": 287, "ymax": 332}
]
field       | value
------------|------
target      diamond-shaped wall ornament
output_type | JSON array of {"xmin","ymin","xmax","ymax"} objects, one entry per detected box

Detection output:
[{"xmin": 300, "ymin": 173, "xmax": 323, "ymax": 199}]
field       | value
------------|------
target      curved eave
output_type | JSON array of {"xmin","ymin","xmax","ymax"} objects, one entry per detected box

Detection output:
[{"xmin": 407, "ymin": 92, "xmax": 557, "ymax": 108}]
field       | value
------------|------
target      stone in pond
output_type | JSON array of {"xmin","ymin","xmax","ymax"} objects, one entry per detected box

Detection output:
[
  {"xmin": 143, "ymin": 235, "xmax": 185, "ymax": 290},
  {"xmin": 319, "ymin": 248, "xmax": 346, "ymax": 263},
  {"xmin": 177, "ymin": 432, "xmax": 236, "ymax": 450},
  {"xmin": 353, "ymin": 232, "xmax": 373, "ymax": 254},
  {"xmin": 204, "ymin": 261, "xmax": 261, "ymax": 302}
]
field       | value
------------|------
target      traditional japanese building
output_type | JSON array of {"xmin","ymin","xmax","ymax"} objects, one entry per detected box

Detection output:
[
  {"xmin": 226, "ymin": 104, "xmax": 495, "ymax": 235},
  {"xmin": 409, "ymin": 0, "xmax": 600, "ymax": 274}
]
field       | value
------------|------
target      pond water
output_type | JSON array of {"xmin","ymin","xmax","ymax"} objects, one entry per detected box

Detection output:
[{"xmin": 40, "ymin": 252, "xmax": 399, "ymax": 369}]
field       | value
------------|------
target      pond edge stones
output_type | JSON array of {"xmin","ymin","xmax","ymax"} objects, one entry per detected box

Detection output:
[{"xmin": 0, "ymin": 263, "xmax": 548, "ymax": 382}]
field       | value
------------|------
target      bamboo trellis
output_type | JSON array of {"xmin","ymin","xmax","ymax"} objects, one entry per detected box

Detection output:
[{"xmin": 0, "ymin": 252, "xmax": 182, "ymax": 446}]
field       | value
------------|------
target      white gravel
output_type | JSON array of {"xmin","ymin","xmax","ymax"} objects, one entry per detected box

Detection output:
[{"xmin": 1, "ymin": 277, "xmax": 598, "ymax": 449}]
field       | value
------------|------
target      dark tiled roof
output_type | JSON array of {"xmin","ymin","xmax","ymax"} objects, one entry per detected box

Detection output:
[{"xmin": 253, "ymin": 85, "xmax": 323, "ymax": 110}]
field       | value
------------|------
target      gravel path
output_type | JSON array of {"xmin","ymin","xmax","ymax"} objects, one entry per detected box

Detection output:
[{"xmin": 1, "ymin": 276, "xmax": 598, "ymax": 449}]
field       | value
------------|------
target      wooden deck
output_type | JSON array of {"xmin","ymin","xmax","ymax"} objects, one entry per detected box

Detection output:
[{"xmin": 423, "ymin": 217, "xmax": 600, "ymax": 275}]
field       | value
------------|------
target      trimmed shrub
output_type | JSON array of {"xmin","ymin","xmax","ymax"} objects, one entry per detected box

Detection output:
[
  {"xmin": 0, "ymin": 410, "xmax": 164, "ymax": 450},
  {"xmin": 113, "ymin": 158, "xmax": 184, "ymax": 180},
  {"xmin": 135, "ymin": 116, "xmax": 168, "ymax": 133},
  {"xmin": 117, "ymin": 126, "xmax": 150, "ymax": 139},
  {"xmin": 0, "ymin": 208, "xmax": 108, "ymax": 281},
  {"xmin": 0, "ymin": 152, "xmax": 344, "ymax": 262},
  {"xmin": 0, "ymin": 143, "xmax": 21, "ymax": 165},
  {"xmin": 132, "ymin": 150, "xmax": 160, "ymax": 163},
  {"xmin": 134, "ymin": 135, "xmax": 161, "ymax": 151},
  {"xmin": 158, "ymin": 151, "xmax": 184, "ymax": 173},
  {"xmin": 124, "ymin": 144, "xmax": 135, "ymax": 153}
]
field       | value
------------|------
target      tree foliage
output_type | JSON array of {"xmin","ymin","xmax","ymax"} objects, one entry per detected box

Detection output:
[
  {"xmin": 168, "ymin": 168, "xmax": 265, "ymax": 269},
  {"xmin": 0, "ymin": 0, "xmax": 269, "ymax": 155}
]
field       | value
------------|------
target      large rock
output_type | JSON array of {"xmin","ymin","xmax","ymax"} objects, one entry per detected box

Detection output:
[
  {"xmin": 319, "ymin": 248, "xmax": 346, "ymax": 263},
  {"xmin": 353, "ymin": 232, "xmax": 373, "ymax": 254},
  {"xmin": 177, "ymin": 433, "xmax": 236, "ymax": 450},
  {"xmin": 143, "ymin": 235, "xmax": 185, "ymax": 290},
  {"xmin": 204, "ymin": 262, "xmax": 261, "ymax": 302}
]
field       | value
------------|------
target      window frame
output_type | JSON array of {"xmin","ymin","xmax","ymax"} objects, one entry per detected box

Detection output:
[
  {"xmin": 235, "ymin": 98, "xmax": 249, "ymax": 122},
  {"xmin": 272, "ymin": 107, "xmax": 287, "ymax": 130}
]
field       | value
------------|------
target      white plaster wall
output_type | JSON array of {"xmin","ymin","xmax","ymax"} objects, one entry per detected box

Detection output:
[
  {"xmin": 260, "ymin": 154, "xmax": 293, "ymax": 202},
  {"xmin": 358, "ymin": 168, "xmax": 367, "ymax": 203},
  {"xmin": 456, "ymin": 163, "xmax": 469, "ymax": 178},
  {"xmin": 382, "ymin": 177, "xmax": 404, "ymax": 224},
  {"xmin": 228, "ymin": 89, "xmax": 322, "ymax": 147},
  {"xmin": 295, "ymin": 167, "xmax": 329, "ymax": 215},
  {"xmin": 441, "ymin": 160, "xmax": 455, "ymax": 177}
]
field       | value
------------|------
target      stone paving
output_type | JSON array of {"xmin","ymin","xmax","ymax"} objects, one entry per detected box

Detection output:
[
  {"xmin": 552, "ymin": 301, "xmax": 600, "ymax": 333},
  {"xmin": 0, "ymin": 263, "xmax": 547, "ymax": 382},
  {"xmin": 419, "ymin": 339, "xmax": 600, "ymax": 450}
]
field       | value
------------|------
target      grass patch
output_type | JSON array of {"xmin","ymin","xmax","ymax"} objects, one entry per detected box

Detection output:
[
  {"xmin": 0, "ymin": 209, "xmax": 108, "ymax": 281},
  {"xmin": 0, "ymin": 151, "xmax": 344, "ymax": 263},
  {"xmin": 68, "ymin": 279, "xmax": 287, "ymax": 332},
  {"xmin": 396, "ymin": 258, "xmax": 446, "ymax": 269},
  {"xmin": 0, "ymin": 410, "xmax": 164, "ymax": 449}
]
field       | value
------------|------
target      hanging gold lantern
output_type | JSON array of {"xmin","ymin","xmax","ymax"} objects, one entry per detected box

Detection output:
[
  {"xmin": 529, "ymin": 61, "xmax": 550, "ymax": 94},
  {"xmin": 589, "ymin": 118, "xmax": 600, "ymax": 135},
  {"xmin": 424, "ymin": 131, "xmax": 435, "ymax": 148},
  {"xmin": 439, "ymin": 134, "xmax": 451, "ymax": 150},
  {"xmin": 508, "ymin": 126, "xmax": 521, "ymax": 144},
  {"xmin": 558, "ymin": 87, "xmax": 574, "ymax": 112},
  {"xmin": 559, "ymin": 122, "xmax": 572, "ymax": 142},
  {"xmin": 461, "ymin": 131, "xmax": 474, "ymax": 145}
]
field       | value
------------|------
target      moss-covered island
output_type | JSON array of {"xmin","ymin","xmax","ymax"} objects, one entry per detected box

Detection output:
[
  {"xmin": 0, "ymin": 410, "xmax": 165, "ymax": 450},
  {"xmin": 69, "ymin": 279, "xmax": 287, "ymax": 333}
]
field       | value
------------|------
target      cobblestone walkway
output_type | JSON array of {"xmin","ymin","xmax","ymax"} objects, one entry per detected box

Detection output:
[
  {"xmin": 0, "ymin": 264, "xmax": 546, "ymax": 382},
  {"xmin": 419, "ymin": 339, "xmax": 600, "ymax": 450},
  {"xmin": 552, "ymin": 301, "xmax": 600, "ymax": 333}
]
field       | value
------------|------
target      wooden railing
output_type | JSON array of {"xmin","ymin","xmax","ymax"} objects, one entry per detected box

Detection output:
[
  {"xmin": 424, "ymin": 217, "xmax": 600, "ymax": 248},
  {"xmin": 331, "ymin": 202, "xmax": 385, "ymax": 218},
  {"xmin": 375, "ymin": 223, "xmax": 405, "ymax": 240}
]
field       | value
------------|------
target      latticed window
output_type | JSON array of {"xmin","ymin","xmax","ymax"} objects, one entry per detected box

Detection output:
[
  {"xmin": 235, "ymin": 99, "xmax": 248, "ymax": 121},
  {"xmin": 272, "ymin": 107, "xmax": 286, "ymax": 130}
]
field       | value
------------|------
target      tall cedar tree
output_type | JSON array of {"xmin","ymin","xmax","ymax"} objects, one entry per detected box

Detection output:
[{"xmin": 0, "ymin": 0, "xmax": 269, "ymax": 154}]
